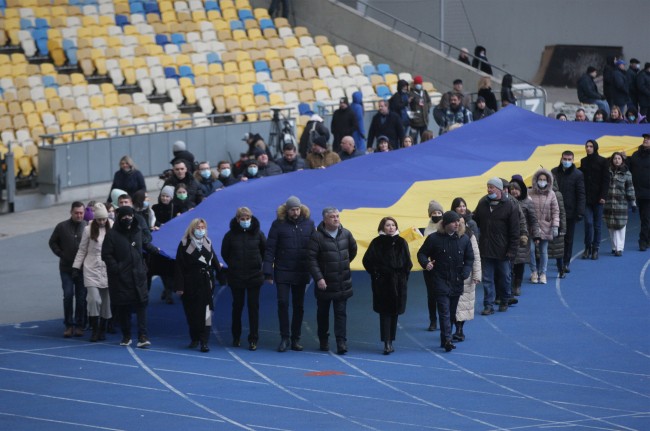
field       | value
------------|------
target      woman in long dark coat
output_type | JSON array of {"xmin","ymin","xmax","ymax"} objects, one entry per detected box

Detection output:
[
  {"xmin": 221, "ymin": 207, "xmax": 266, "ymax": 351},
  {"xmin": 362, "ymin": 217, "xmax": 412, "ymax": 355},
  {"xmin": 175, "ymin": 218, "xmax": 222, "ymax": 352}
]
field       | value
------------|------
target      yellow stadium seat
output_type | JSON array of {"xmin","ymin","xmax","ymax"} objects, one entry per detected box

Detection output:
[
  {"xmin": 239, "ymin": 60, "xmax": 254, "ymax": 72},
  {"xmin": 237, "ymin": 84, "xmax": 253, "ymax": 96},
  {"xmin": 262, "ymin": 28, "xmax": 278, "ymax": 39},
  {"xmin": 161, "ymin": 11, "xmax": 177, "ymax": 24},
  {"xmin": 240, "ymin": 71, "xmax": 255, "ymax": 84},
  {"xmin": 283, "ymin": 37, "xmax": 299, "ymax": 49},
  {"xmin": 269, "ymin": 93, "xmax": 284, "ymax": 106},
  {"xmin": 223, "ymin": 61, "xmax": 238, "ymax": 74},
  {"xmin": 222, "ymin": 9, "xmax": 237, "ymax": 21},
  {"xmin": 182, "ymin": 87, "xmax": 196, "ymax": 105},
  {"xmin": 235, "ymin": 0, "xmax": 251, "ymax": 8},
  {"xmin": 232, "ymin": 29, "xmax": 246, "ymax": 41},
  {"xmin": 213, "ymin": 19, "xmax": 229, "ymax": 31},
  {"xmin": 223, "ymin": 85, "xmax": 237, "ymax": 98},
  {"xmin": 253, "ymin": 8, "xmax": 269, "ymax": 20},
  {"xmin": 217, "ymin": 29, "xmax": 232, "ymax": 41},
  {"xmin": 244, "ymin": 20, "xmax": 259, "ymax": 31},
  {"xmin": 274, "ymin": 17, "xmax": 289, "ymax": 28}
]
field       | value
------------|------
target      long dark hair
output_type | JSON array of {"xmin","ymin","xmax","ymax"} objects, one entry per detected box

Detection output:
[{"xmin": 90, "ymin": 219, "xmax": 111, "ymax": 241}]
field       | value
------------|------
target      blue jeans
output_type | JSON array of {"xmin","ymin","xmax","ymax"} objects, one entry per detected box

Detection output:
[
  {"xmin": 482, "ymin": 258, "xmax": 511, "ymax": 308},
  {"xmin": 584, "ymin": 203, "xmax": 604, "ymax": 249},
  {"xmin": 529, "ymin": 240, "xmax": 549, "ymax": 273},
  {"xmin": 590, "ymin": 99, "xmax": 610, "ymax": 116},
  {"xmin": 60, "ymin": 271, "xmax": 86, "ymax": 328}
]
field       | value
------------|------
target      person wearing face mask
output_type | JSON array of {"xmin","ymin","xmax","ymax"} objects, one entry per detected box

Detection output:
[
  {"xmin": 417, "ymin": 211, "xmax": 474, "ymax": 353},
  {"xmin": 408, "ymin": 76, "xmax": 431, "ymax": 144},
  {"xmin": 132, "ymin": 190, "xmax": 156, "ymax": 230},
  {"xmin": 151, "ymin": 186, "xmax": 178, "ymax": 304},
  {"xmin": 473, "ymin": 177, "xmax": 520, "ymax": 315},
  {"xmin": 422, "ymin": 200, "xmax": 444, "ymax": 330},
  {"xmin": 193, "ymin": 161, "xmax": 224, "ymax": 198},
  {"xmin": 528, "ymin": 169, "xmax": 560, "ymax": 285},
  {"xmin": 221, "ymin": 207, "xmax": 266, "ymax": 351},
  {"xmin": 163, "ymin": 159, "xmax": 203, "ymax": 205},
  {"xmin": 108, "ymin": 155, "xmax": 146, "ymax": 204},
  {"xmin": 175, "ymin": 218, "xmax": 223, "ymax": 352},
  {"xmin": 363, "ymin": 217, "xmax": 412, "ymax": 355},
  {"xmin": 552, "ymin": 151, "xmax": 586, "ymax": 274},
  {"xmin": 72, "ymin": 203, "xmax": 113, "ymax": 342},
  {"xmin": 101, "ymin": 206, "xmax": 151, "ymax": 348},
  {"xmin": 172, "ymin": 184, "xmax": 195, "ymax": 214},
  {"xmin": 216, "ymin": 160, "xmax": 239, "ymax": 186},
  {"xmin": 472, "ymin": 45, "xmax": 493, "ymax": 75},
  {"xmin": 624, "ymin": 107, "xmax": 646, "ymax": 124},
  {"xmin": 592, "ymin": 109, "xmax": 608, "ymax": 123},
  {"xmin": 580, "ymin": 139, "xmax": 609, "ymax": 261},
  {"xmin": 238, "ymin": 159, "xmax": 263, "ymax": 180}
]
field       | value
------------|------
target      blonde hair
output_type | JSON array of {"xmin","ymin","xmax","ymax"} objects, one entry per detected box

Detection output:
[
  {"xmin": 236, "ymin": 207, "xmax": 252, "ymax": 219},
  {"xmin": 478, "ymin": 76, "xmax": 491, "ymax": 90},
  {"xmin": 183, "ymin": 218, "xmax": 208, "ymax": 240},
  {"xmin": 120, "ymin": 155, "xmax": 136, "ymax": 170}
]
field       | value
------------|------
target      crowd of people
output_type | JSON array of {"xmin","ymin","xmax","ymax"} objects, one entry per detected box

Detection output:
[{"xmin": 48, "ymin": 132, "xmax": 650, "ymax": 354}]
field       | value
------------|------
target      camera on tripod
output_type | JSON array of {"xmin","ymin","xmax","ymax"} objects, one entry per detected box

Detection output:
[{"xmin": 268, "ymin": 108, "xmax": 297, "ymax": 158}]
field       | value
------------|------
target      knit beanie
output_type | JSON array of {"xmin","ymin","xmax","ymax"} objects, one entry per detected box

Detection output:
[
  {"xmin": 428, "ymin": 200, "xmax": 444, "ymax": 216},
  {"xmin": 161, "ymin": 185, "xmax": 175, "ymax": 198},
  {"xmin": 487, "ymin": 177, "xmax": 503, "ymax": 190},
  {"xmin": 285, "ymin": 196, "xmax": 301, "ymax": 209},
  {"xmin": 93, "ymin": 203, "xmax": 108, "ymax": 219},
  {"xmin": 173, "ymin": 140, "xmax": 186, "ymax": 152},
  {"xmin": 442, "ymin": 210, "xmax": 461, "ymax": 227}
]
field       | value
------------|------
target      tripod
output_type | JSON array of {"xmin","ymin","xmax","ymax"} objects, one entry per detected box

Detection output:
[{"xmin": 268, "ymin": 108, "xmax": 296, "ymax": 158}]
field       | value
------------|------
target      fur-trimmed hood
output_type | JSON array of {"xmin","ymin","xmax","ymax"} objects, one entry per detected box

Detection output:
[
  {"xmin": 532, "ymin": 168, "xmax": 554, "ymax": 194},
  {"xmin": 276, "ymin": 203, "xmax": 311, "ymax": 221}
]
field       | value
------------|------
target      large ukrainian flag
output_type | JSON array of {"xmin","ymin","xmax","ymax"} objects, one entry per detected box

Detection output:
[{"xmin": 153, "ymin": 107, "xmax": 650, "ymax": 270}]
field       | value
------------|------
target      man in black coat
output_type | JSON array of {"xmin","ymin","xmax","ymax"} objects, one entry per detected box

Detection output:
[
  {"xmin": 552, "ymin": 151, "xmax": 586, "ymax": 273},
  {"xmin": 164, "ymin": 159, "xmax": 204, "ymax": 206},
  {"xmin": 473, "ymin": 178, "xmax": 519, "ymax": 315},
  {"xmin": 330, "ymin": 97, "xmax": 357, "ymax": 154},
  {"xmin": 307, "ymin": 207, "xmax": 357, "ymax": 355},
  {"xmin": 577, "ymin": 66, "xmax": 610, "ymax": 115},
  {"xmin": 275, "ymin": 143, "xmax": 306, "ymax": 173},
  {"xmin": 580, "ymin": 140, "xmax": 609, "ymax": 260},
  {"xmin": 611, "ymin": 60, "xmax": 631, "ymax": 113},
  {"xmin": 216, "ymin": 160, "xmax": 239, "ymax": 186},
  {"xmin": 628, "ymin": 134, "xmax": 650, "ymax": 250},
  {"xmin": 263, "ymin": 196, "xmax": 315, "ymax": 352},
  {"xmin": 49, "ymin": 201, "xmax": 87, "ymax": 338},
  {"xmin": 338, "ymin": 136, "xmax": 363, "ymax": 161},
  {"xmin": 636, "ymin": 63, "xmax": 650, "ymax": 117},
  {"xmin": 102, "ymin": 206, "xmax": 151, "ymax": 348},
  {"xmin": 367, "ymin": 99, "xmax": 404, "ymax": 150},
  {"xmin": 417, "ymin": 211, "xmax": 473, "ymax": 352}
]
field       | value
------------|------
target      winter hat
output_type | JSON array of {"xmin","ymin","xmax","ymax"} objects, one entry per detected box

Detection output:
[
  {"xmin": 339, "ymin": 96, "xmax": 349, "ymax": 105},
  {"xmin": 254, "ymin": 148, "xmax": 266, "ymax": 158},
  {"xmin": 110, "ymin": 188, "xmax": 127, "ymax": 204},
  {"xmin": 173, "ymin": 140, "xmax": 186, "ymax": 152},
  {"xmin": 161, "ymin": 185, "xmax": 175, "ymax": 198},
  {"xmin": 428, "ymin": 200, "xmax": 444, "ymax": 216},
  {"xmin": 615, "ymin": 59, "xmax": 626, "ymax": 66},
  {"xmin": 413, "ymin": 75, "xmax": 423, "ymax": 85},
  {"xmin": 241, "ymin": 132, "xmax": 250, "ymax": 141},
  {"xmin": 93, "ymin": 203, "xmax": 108, "ymax": 219},
  {"xmin": 476, "ymin": 96, "xmax": 486, "ymax": 103},
  {"xmin": 285, "ymin": 196, "xmax": 301, "ymax": 209},
  {"xmin": 84, "ymin": 206, "xmax": 94, "ymax": 221},
  {"xmin": 442, "ymin": 211, "xmax": 461, "ymax": 227},
  {"xmin": 377, "ymin": 135, "xmax": 389, "ymax": 143},
  {"xmin": 312, "ymin": 135, "xmax": 328, "ymax": 148},
  {"xmin": 116, "ymin": 205, "xmax": 134, "ymax": 220},
  {"xmin": 511, "ymin": 174, "xmax": 524, "ymax": 183},
  {"xmin": 487, "ymin": 177, "xmax": 503, "ymax": 190}
]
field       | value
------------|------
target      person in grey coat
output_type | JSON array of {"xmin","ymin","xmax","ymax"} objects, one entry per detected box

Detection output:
[{"xmin": 307, "ymin": 207, "xmax": 357, "ymax": 355}]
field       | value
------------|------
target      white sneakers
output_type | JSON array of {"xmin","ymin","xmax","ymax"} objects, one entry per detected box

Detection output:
[
  {"xmin": 530, "ymin": 271, "xmax": 538, "ymax": 283},
  {"xmin": 539, "ymin": 273, "xmax": 547, "ymax": 284}
]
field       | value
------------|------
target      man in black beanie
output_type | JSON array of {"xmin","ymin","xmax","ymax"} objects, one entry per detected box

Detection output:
[{"xmin": 417, "ymin": 211, "xmax": 474, "ymax": 352}]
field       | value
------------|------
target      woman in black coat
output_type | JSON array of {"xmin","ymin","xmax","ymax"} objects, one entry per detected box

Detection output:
[
  {"xmin": 175, "ymin": 218, "xmax": 222, "ymax": 352},
  {"xmin": 108, "ymin": 155, "xmax": 146, "ymax": 204},
  {"xmin": 362, "ymin": 217, "xmax": 412, "ymax": 355},
  {"xmin": 221, "ymin": 207, "xmax": 266, "ymax": 351}
]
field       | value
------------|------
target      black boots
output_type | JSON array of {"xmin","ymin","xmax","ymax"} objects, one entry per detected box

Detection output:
[
  {"xmin": 513, "ymin": 279, "xmax": 522, "ymax": 296},
  {"xmin": 277, "ymin": 338, "xmax": 290, "ymax": 352},
  {"xmin": 591, "ymin": 248, "xmax": 599, "ymax": 260},
  {"xmin": 443, "ymin": 340, "xmax": 456, "ymax": 352},
  {"xmin": 89, "ymin": 317, "xmax": 99, "ymax": 342},
  {"xmin": 582, "ymin": 246, "xmax": 591, "ymax": 259},
  {"xmin": 452, "ymin": 321, "xmax": 465, "ymax": 342},
  {"xmin": 427, "ymin": 320, "xmax": 437, "ymax": 331},
  {"xmin": 200, "ymin": 327, "xmax": 210, "ymax": 352},
  {"xmin": 383, "ymin": 341, "xmax": 394, "ymax": 355}
]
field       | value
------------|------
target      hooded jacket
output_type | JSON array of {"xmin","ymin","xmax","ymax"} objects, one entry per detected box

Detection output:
[
  {"xmin": 330, "ymin": 104, "xmax": 358, "ymax": 153},
  {"xmin": 307, "ymin": 221, "xmax": 357, "ymax": 301},
  {"xmin": 388, "ymin": 79, "xmax": 411, "ymax": 128},
  {"xmin": 472, "ymin": 45, "xmax": 493, "ymax": 75},
  {"xmin": 510, "ymin": 177, "xmax": 540, "ymax": 264},
  {"xmin": 221, "ymin": 216, "xmax": 266, "ymax": 289},
  {"xmin": 350, "ymin": 91, "xmax": 367, "ymax": 152},
  {"xmin": 263, "ymin": 203, "xmax": 315, "ymax": 285},
  {"xmin": 530, "ymin": 169, "xmax": 560, "ymax": 240},
  {"xmin": 580, "ymin": 140, "xmax": 610, "ymax": 205}
]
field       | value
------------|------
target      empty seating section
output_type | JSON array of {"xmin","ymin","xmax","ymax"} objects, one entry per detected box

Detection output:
[{"xmin": 0, "ymin": 0, "xmax": 439, "ymax": 175}]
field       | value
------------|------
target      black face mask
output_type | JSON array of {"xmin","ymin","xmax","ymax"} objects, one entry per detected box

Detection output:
[
  {"xmin": 119, "ymin": 217, "xmax": 133, "ymax": 228},
  {"xmin": 431, "ymin": 215, "xmax": 443, "ymax": 223}
]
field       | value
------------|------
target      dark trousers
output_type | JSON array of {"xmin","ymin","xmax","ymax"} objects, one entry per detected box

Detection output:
[
  {"xmin": 379, "ymin": 313, "xmax": 398, "ymax": 342},
  {"xmin": 425, "ymin": 282, "xmax": 438, "ymax": 323},
  {"xmin": 60, "ymin": 271, "xmax": 87, "ymax": 328},
  {"xmin": 513, "ymin": 262, "xmax": 525, "ymax": 283},
  {"xmin": 409, "ymin": 125, "xmax": 428, "ymax": 144},
  {"xmin": 638, "ymin": 198, "xmax": 650, "ymax": 246},
  {"xmin": 584, "ymin": 203, "xmax": 604, "ymax": 249},
  {"xmin": 316, "ymin": 298, "xmax": 347, "ymax": 342},
  {"xmin": 563, "ymin": 218, "xmax": 577, "ymax": 265},
  {"xmin": 116, "ymin": 302, "xmax": 147, "ymax": 339},
  {"xmin": 268, "ymin": 0, "xmax": 288, "ymax": 17},
  {"xmin": 436, "ymin": 295, "xmax": 459, "ymax": 345},
  {"xmin": 277, "ymin": 283, "xmax": 305, "ymax": 340},
  {"xmin": 230, "ymin": 286, "xmax": 260, "ymax": 342}
]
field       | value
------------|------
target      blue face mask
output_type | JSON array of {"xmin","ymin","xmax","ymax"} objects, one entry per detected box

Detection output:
[
  {"xmin": 239, "ymin": 219, "xmax": 251, "ymax": 229},
  {"xmin": 193, "ymin": 229, "xmax": 206, "ymax": 239},
  {"xmin": 247, "ymin": 167, "xmax": 258, "ymax": 176},
  {"xmin": 562, "ymin": 160, "xmax": 572, "ymax": 169},
  {"xmin": 220, "ymin": 168, "xmax": 231, "ymax": 178},
  {"xmin": 200, "ymin": 169, "xmax": 211, "ymax": 179},
  {"xmin": 628, "ymin": 116, "xmax": 636, "ymax": 122},
  {"xmin": 488, "ymin": 193, "xmax": 498, "ymax": 200},
  {"xmin": 142, "ymin": 201, "xmax": 149, "ymax": 208},
  {"xmin": 415, "ymin": 84, "xmax": 422, "ymax": 91}
]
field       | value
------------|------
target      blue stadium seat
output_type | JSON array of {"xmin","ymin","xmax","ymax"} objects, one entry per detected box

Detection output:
[
  {"xmin": 377, "ymin": 63, "xmax": 393, "ymax": 76},
  {"xmin": 42, "ymin": 75, "xmax": 58, "ymax": 88},
  {"xmin": 164, "ymin": 66, "xmax": 178, "ymax": 79},
  {"xmin": 69, "ymin": 0, "xmax": 81, "ymax": 6},
  {"xmin": 205, "ymin": 1, "xmax": 220, "ymax": 12},
  {"xmin": 144, "ymin": 2, "xmax": 160, "ymax": 14},
  {"xmin": 363, "ymin": 64, "xmax": 379, "ymax": 76},
  {"xmin": 130, "ymin": 2, "xmax": 145, "ymax": 14},
  {"xmin": 115, "ymin": 14, "xmax": 130, "ymax": 27},
  {"xmin": 253, "ymin": 83, "xmax": 268, "ymax": 96},
  {"xmin": 171, "ymin": 33, "xmax": 186, "ymax": 46},
  {"xmin": 238, "ymin": 9, "xmax": 254, "ymax": 21},
  {"xmin": 298, "ymin": 102, "xmax": 313, "ymax": 116},
  {"xmin": 20, "ymin": 18, "xmax": 34, "ymax": 30},
  {"xmin": 155, "ymin": 34, "xmax": 169, "ymax": 46},
  {"xmin": 35, "ymin": 18, "xmax": 50, "ymax": 29},
  {"xmin": 66, "ymin": 47, "xmax": 78, "ymax": 65},
  {"xmin": 179, "ymin": 65, "xmax": 194, "ymax": 81},
  {"xmin": 230, "ymin": 20, "xmax": 244, "ymax": 31},
  {"xmin": 376, "ymin": 85, "xmax": 391, "ymax": 99},
  {"xmin": 254, "ymin": 60, "xmax": 269, "ymax": 73},
  {"xmin": 259, "ymin": 18, "xmax": 274, "ymax": 30},
  {"xmin": 206, "ymin": 52, "xmax": 221, "ymax": 64}
]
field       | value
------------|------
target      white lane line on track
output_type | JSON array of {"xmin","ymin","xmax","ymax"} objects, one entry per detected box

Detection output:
[
  {"xmin": 0, "ymin": 349, "xmax": 139, "ymax": 367},
  {"xmin": 213, "ymin": 285, "xmax": 380, "ymax": 431},
  {"xmin": 154, "ymin": 367, "xmax": 267, "ymax": 385},
  {"xmin": 127, "ymin": 346, "xmax": 255, "ymax": 430},
  {"xmin": 187, "ymin": 393, "xmax": 329, "ymax": 414},
  {"xmin": 640, "ymin": 258, "xmax": 650, "ymax": 299},
  {"xmin": 480, "ymin": 318, "xmax": 644, "ymax": 431},
  {"xmin": 0, "ymin": 388, "xmax": 225, "ymax": 423},
  {"xmin": 0, "ymin": 367, "xmax": 167, "ymax": 391},
  {"xmin": 287, "ymin": 385, "xmax": 426, "ymax": 406},
  {"xmin": 381, "ymin": 378, "xmax": 525, "ymax": 399},
  {"xmin": 0, "ymin": 412, "xmax": 124, "ymax": 431}
]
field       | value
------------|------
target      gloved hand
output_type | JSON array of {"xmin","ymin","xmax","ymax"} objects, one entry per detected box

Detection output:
[
  {"xmin": 631, "ymin": 201, "xmax": 637, "ymax": 213},
  {"xmin": 552, "ymin": 227, "xmax": 559, "ymax": 238},
  {"xmin": 519, "ymin": 235, "xmax": 528, "ymax": 247},
  {"xmin": 71, "ymin": 268, "xmax": 82, "ymax": 282}
]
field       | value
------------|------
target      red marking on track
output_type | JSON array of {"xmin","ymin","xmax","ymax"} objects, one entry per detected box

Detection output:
[{"xmin": 305, "ymin": 370, "xmax": 346, "ymax": 376}]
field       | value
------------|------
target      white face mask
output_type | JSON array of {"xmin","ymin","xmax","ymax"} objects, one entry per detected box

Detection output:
[
  {"xmin": 193, "ymin": 229, "xmax": 206, "ymax": 239},
  {"xmin": 220, "ymin": 168, "xmax": 231, "ymax": 177},
  {"xmin": 538, "ymin": 180, "xmax": 548, "ymax": 188}
]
